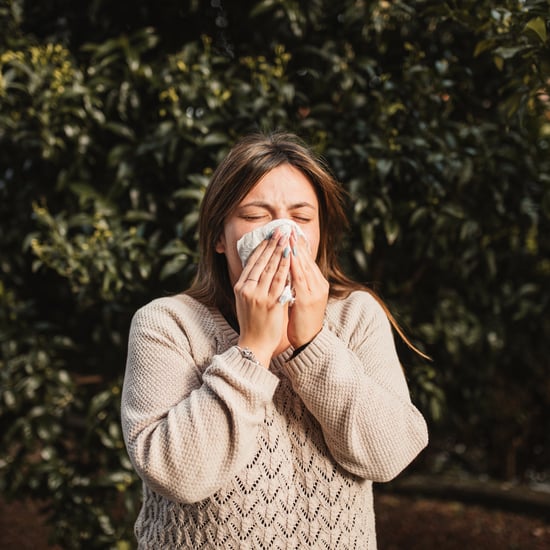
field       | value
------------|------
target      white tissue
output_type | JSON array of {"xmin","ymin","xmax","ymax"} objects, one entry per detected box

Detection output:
[{"xmin": 236, "ymin": 219, "xmax": 305, "ymax": 304}]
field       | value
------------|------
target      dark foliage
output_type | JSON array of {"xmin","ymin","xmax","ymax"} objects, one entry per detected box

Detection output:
[{"xmin": 1, "ymin": 0, "xmax": 549, "ymax": 546}]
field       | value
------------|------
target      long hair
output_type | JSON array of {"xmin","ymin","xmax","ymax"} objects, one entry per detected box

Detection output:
[{"xmin": 186, "ymin": 131, "xmax": 429, "ymax": 359}]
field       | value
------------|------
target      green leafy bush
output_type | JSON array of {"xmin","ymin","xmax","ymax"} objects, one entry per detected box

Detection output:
[{"xmin": 1, "ymin": 0, "xmax": 548, "ymax": 547}]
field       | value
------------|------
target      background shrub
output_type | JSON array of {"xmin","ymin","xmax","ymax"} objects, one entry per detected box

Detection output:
[{"xmin": 1, "ymin": 0, "xmax": 548, "ymax": 546}]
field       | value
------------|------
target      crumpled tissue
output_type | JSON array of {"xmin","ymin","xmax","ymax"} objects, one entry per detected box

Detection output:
[{"xmin": 236, "ymin": 218, "xmax": 305, "ymax": 304}]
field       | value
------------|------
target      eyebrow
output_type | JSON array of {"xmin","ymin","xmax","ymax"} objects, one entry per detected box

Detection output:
[{"xmin": 239, "ymin": 201, "xmax": 316, "ymax": 210}]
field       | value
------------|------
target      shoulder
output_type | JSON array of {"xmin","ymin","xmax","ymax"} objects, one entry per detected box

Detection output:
[
  {"xmin": 128, "ymin": 294, "xmax": 221, "ymax": 367},
  {"xmin": 133, "ymin": 293, "xmax": 204, "ymax": 320},
  {"xmin": 130, "ymin": 293, "xmax": 215, "ymax": 339},
  {"xmin": 327, "ymin": 289, "xmax": 387, "ymax": 320},
  {"xmin": 326, "ymin": 290, "xmax": 392, "ymax": 339}
]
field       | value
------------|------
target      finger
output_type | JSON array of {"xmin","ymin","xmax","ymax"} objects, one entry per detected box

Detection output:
[
  {"xmin": 240, "ymin": 229, "xmax": 283, "ymax": 282},
  {"xmin": 268, "ymin": 238, "xmax": 292, "ymax": 298},
  {"xmin": 240, "ymin": 240, "xmax": 269, "ymax": 283},
  {"xmin": 255, "ymin": 233, "xmax": 291, "ymax": 289},
  {"xmin": 240, "ymin": 232, "xmax": 289, "ymax": 292},
  {"xmin": 289, "ymin": 237, "xmax": 311, "ymax": 290}
]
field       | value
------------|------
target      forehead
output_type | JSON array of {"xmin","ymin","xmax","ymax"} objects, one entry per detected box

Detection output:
[{"xmin": 242, "ymin": 164, "xmax": 318, "ymax": 207}]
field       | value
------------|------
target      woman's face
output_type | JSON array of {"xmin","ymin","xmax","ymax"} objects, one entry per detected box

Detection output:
[{"xmin": 216, "ymin": 163, "xmax": 321, "ymax": 286}]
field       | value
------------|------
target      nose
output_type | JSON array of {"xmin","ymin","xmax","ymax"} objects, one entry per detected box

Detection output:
[{"xmin": 272, "ymin": 210, "xmax": 290, "ymax": 220}]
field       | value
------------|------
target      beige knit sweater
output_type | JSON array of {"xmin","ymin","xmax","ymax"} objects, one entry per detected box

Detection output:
[{"xmin": 121, "ymin": 291, "xmax": 428, "ymax": 549}]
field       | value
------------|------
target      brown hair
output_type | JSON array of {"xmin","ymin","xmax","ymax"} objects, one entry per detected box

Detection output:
[{"xmin": 186, "ymin": 131, "xmax": 428, "ymax": 359}]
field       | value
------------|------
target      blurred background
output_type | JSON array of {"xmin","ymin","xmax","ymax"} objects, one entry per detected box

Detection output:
[{"xmin": 1, "ymin": 0, "xmax": 549, "ymax": 548}]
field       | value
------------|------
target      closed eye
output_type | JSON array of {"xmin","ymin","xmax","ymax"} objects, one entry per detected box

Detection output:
[{"xmin": 241, "ymin": 215, "xmax": 269, "ymax": 221}]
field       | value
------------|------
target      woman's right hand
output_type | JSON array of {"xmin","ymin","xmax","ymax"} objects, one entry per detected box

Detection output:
[{"xmin": 233, "ymin": 229, "xmax": 291, "ymax": 367}]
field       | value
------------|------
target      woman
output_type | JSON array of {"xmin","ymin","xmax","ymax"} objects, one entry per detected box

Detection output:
[{"xmin": 121, "ymin": 131, "xmax": 428, "ymax": 549}]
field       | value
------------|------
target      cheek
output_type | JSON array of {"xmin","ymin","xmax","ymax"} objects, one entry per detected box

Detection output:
[
  {"xmin": 301, "ymin": 228, "xmax": 320, "ymax": 257},
  {"xmin": 220, "ymin": 244, "xmax": 244, "ymax": 287}
]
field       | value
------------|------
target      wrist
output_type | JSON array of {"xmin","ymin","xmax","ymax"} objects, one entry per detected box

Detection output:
[
  {"xmin": 235, "ymin": 344, "xmax": 269, "ymax": 369},
  {"xmin": 290, "ymin": 340, "xmax": 311, "ymax": 359},
  {"xmin": 289, "ymin": 326, "xmax": 322, "ymax": 351}
]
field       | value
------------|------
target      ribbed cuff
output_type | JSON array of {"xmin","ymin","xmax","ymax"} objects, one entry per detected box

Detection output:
[
  {"xmin": 213, "ymin": 345, "xmax": 280, "ymax": 401},
  {"xmin": 284, "ymin": 326, "xmax": 339, "ymax": 380}
]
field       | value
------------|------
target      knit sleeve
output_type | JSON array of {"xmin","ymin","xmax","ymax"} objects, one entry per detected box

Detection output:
[
  {"xmin": 283, "ymin": 292, "xmax": 428, "ymax": 482},
  {"xmin": 120, "ymin": 299, "xmax": 279, "ymax": 504}
]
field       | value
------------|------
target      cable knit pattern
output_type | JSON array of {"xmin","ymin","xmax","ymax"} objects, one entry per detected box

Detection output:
[{"xmin": 121, "ymin": 291, "xmax": 428, "ymax": 549}]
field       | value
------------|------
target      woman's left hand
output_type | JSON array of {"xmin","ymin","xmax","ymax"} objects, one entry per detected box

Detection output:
[{"xmin": 287, "ymin": 231, "xmax": 329, "ymax": 348}]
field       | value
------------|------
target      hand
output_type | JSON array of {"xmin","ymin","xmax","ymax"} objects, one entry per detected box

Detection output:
[
  {"xmin": 287, "ymin": 231, "xmax": 329, "ymax": 348},
  {"xmin": 234, "ymin": 230, "xmax": 291, "ymax": 367}
]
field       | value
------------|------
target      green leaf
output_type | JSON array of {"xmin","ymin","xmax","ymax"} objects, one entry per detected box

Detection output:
[
  {"xmin": 173, "ymin": 188, "xmax": 205, "ymax": 200},
  {"xmin": 524, "ymin": 17, "xmax": 547, "ymax": 44},
  {"xmin": 160, "ymin": 239, "xmax": 191, "ymax": 256},
  {"xmin": 104, "ymin": 122, "xmax": 135, "ymax": 140},
  {"xmin": 493, "ymin": 46, "xmax": 528, "ymax": 60},
  {"xmin": 160, "ymin": 256, "xmax": 188, "ymax": 279},
  {"xmin": 383, "ymin": 218, "xmax": 400, "ymax": 245},
  {"xmin": 473, "ymin": 38, "xmax": 496, "ymax": 57},
  {"xmin": 201, "ymin": 132, "xmax": 230, "ymax": 146},
  {"xmin": 360, "ymin": 223, "xmax": 375, "ymax": 254}
]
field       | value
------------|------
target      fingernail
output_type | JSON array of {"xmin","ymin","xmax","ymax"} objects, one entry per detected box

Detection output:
[
  {"xmin": 283, "ymin": 246, "xmax": 290, "ymax": 258},
  {"xmin": 292, "ymin": 246, "xmax": 297, "ymax": 257},
  {"xmin": 265, "ymin": 230, "xmax": 274, "ymax": 240}
]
